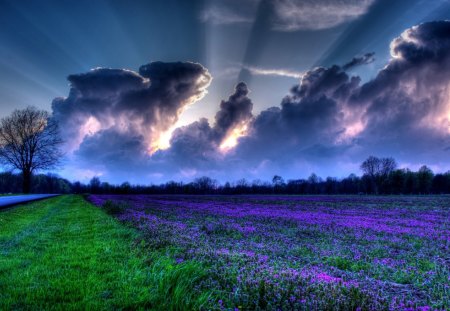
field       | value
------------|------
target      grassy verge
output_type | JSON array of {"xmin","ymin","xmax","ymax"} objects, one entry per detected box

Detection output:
[{"xmin": 0, "ymin": 195, "xmax": 212, "ymax": 310}]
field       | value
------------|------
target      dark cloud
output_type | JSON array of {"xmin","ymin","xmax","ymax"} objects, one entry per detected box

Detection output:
[
  {"xmin": 52, "ymin": 61, "xmax": 211, "ymax": 180},
  {"xmin": 235, "ymin": 21, "xmax": 450, "ymax": 176},
  {"xmin": 390, "ymin": 22, "xmax": 450, "ymax": 63},
  {"xmin": 352, "ymin": 21, "xmax": 450, "ymax": 156},
  {"xmin": 67, "ymin": 68, "xmax": 146, "ymax": 98},
  {"xmin": 76, "ymin": 129, "xmax": 148, "ymax": 168},
  {"xmin": 157, "ymin": 82, "xmax": 254, "ymax": 170},
  {"xmin": 342, "ymin": 52, "xmax": 375, "ymax": 71},
  {"xmin": 54, "ymin": 22, "xmax": 450, "ymax": 182},
  {"xmin": 52, "ymin": 61, "xmax": 211, "ymax": 155},
  {"xmin": 234, "ymin": 65, "xmax": 358, "ymax": 168},
  {"xmin": 51, "ymin": 69, "xmax": 150, "ymax": 151},
  {"xmin": 290, "ymin": 65, "xmax": 359, "ymax": 100},
  {"xmin": 158, "ymin": 118, "xmax": 219, "ymax": 169},
  {"xmin": 213, "ymin": 82, "xmax": 253, "ymax": 141}
]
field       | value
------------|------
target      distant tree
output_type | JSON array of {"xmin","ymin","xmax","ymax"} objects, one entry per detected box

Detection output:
[
  {"xmin": 432, "ymin": 172, "xmax": 450, "ymax": 194},
  {"xmin": 417, "ymin": 165, "xmax": 434, "ymax": 194},
  {"xmin": 360, "ymin": 156, "xmax": 380, "ymax": 179},
  {"xmin": 101, "ymin": 182, "xmax": 112, "ymax": 194},
  {"xmin": 308, "ymin": 173, "xmax": 320, "ymax": 184},
  {"xmin": 360, "ymin": 156, "xmax": 397, "ymax": 194},
  {"xmin": 119, "ymin": 182, "xmax": 131, "ymax": 194},
  {"xmin": 404, "ymin": 169, "xmax": 418, "ymax": 194},
  {"xmin": 272, "ymin": 175, "xmax": 284, "ymax": 186},
  {"xmin": 340, "ymin": 173, "xmax": 360, "ymax": 194},
  {"xmin": 272, "ymin": 175, "xmax": 285, "ymax": 193},
  {"xmin": 72, "ymin": 181, "xmax": 83, "ymax": 194},
  {"xmin": 286, "ymin": 179, "xmax": 305, "ymax": 194},
  {"xmin": 194, "ymin": 176, "xmax": 217, "ymax": 193},
  {"xmin": 325, "ymin": 177, "xmax": 338, "ymax": 194},
  {"xmin": 0, "ymin": 107, "xmax": 63, "ymax": 193},
  {"xmin": 380, "ymin": 158, "xmax": 397, "ymax": 177},
  {"xmin": 89, "ymin": 176, "xmax": 101, "ymax": 194},
  {"xmin": 307, "ymin": 173, "xmax": 321, "ymax": 193},
  {"xmin": 165, "ymin": 181, "xmax": 182, "ymax": 194},
  {"xmin": 0, "ymin": 171, "xmax": 20, "ymax": 193},
  {"xmin": 223, "ymin": 181, "xmax": 232, "ymax": 194},
  {"xmin": 389, "ymin": 169, "xmax": 406, "ymax": 194},
  {"xmin": 251, "ymin": 179, "xmax": 267, "ymax": 194},
  {"xmin": 235, "ymin": 178, "xmax": 249, "ymax": 194}
]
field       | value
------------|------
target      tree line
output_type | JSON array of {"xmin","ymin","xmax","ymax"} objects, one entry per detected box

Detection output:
[
  {"xmin": 3, "ymin": 160, "xmax": 445, "ymax": 195},
  {"xmin": 80, "ymin": 163, "xmax": 449, "ymax": 195},
  {"xmin": 0, "ymin": 172, "xmax": 71, "ymax": 194},
  {"xmin": 0, "ymin": 159, "xmax": 448, "ymax": 196}
]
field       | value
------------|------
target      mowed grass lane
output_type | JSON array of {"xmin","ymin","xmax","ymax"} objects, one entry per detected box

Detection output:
[{"xmin": 0, "ymin": 195, "xmax": 212, "ymax": 310}]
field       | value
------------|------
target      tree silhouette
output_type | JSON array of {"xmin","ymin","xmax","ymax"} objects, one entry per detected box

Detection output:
[
  {"xmin": 360, "ymin": 156, "xmax": 397, "ymax": 194},
  {"xmin": 0, "ymin": 107, "xmax": 63, "ymax": 193},
  {"xmin": 417, "ymin": 165, "xmax": 434, "ymax": 194}
]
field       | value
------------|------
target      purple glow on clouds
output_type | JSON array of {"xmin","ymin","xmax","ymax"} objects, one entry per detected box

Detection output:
[{"xmin": 53, "ymin": 21, "xmax": 450, "ymax": 183}]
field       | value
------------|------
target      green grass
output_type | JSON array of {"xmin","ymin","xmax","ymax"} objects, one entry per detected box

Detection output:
[{"xmin": 0, "ymin": 195, "xmax": 213, "ymax": 310}]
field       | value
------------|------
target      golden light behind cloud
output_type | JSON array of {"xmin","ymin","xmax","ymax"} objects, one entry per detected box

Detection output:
[{"xmin": 219, "ymin": 124, "xmax": 248, "ymax": 151}]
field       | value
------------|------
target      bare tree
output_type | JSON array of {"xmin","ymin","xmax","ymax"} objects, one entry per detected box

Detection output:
[
  {"xmin": 380, "ymin": 157, "xmax": 397, "ymax": 178},
  {"xmin": 360, "ymin": 156, "xmax": 397, "ymax": 194},
  {"xmin": 360, "ymin": 156, "xmax": 381, "ymax": 180},
  {"xmin": 0, "ymin": 107, "xmax": 63, "ymax": 193},
  {"xmin": 193, "ymin": 176, "xmax": 218, "ymax": 193}
]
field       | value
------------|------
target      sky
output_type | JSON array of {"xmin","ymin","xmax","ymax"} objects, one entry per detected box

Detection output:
[{"xmin": 1, "ymin": 0, "xmax": 450, "ymax": 183}]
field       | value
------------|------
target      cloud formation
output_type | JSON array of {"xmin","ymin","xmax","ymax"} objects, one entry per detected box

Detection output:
[
  {"xmin": 214, "ymin": 82, "xmax": 254, "ymax": 142},
  {"xmin": 54, "ymin": 21, "xmax": 450, "ymax": 182},
  {"xmin": 200, "ymin": 0, "xmax": 375, "ymax": 32},
  {"xmin": 351, "ymin": 21, "xmax": 450, "ymax": 155},
  {"xmin": 158, "ymin": 82, "xmax": 254, "ymax": 170},
  {"xmin": 272, "ymin": 0, "xmax": 375, "ymax": 31},
  {"xmin": 53, "ymin": 61, "xmax": 211, "ymax": 152},
  {"xmin": 52, "ymin": 61, "xmax": 211, "ymax": 179},
  {"xmin": 243, "ymin": 65, "xmax": 303, "ymax": 78},
  {"xmin": 200, "ymin": 0, "xmax": 257, "ymax": 26},
  {"xmin": 234, "ymin": 64, "xmax": 360, "ymax": 169},
  {"xmin": 342, "ymin": 52, "xmax": 375, "ymax": 71},
  {"xmin": 234, "ymin": 21, "xmax": 450, "ymax": 176},
  {"xmin": 200, "ymin": 6, "xmax": 253, "ymax": 25}
]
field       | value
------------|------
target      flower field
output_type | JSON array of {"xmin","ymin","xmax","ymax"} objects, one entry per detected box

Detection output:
[{"xmin": 89, "ymin": 195, "xmax": 450, "ymax": 310}]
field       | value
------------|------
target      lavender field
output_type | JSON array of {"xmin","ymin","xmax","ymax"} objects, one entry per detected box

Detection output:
[{"xmin": 89, "ymin": 195, "xmax": 450, "ymax": 310}]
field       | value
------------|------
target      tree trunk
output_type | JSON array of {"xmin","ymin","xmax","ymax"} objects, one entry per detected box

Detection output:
[{"xmin": 22, "ymin": 170, "xmax": 32, "ymax": 194}]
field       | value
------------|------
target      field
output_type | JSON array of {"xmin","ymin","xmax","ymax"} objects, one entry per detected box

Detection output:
[
  {"xmin": 0, "ymin": 195, "xmax": 448, "ymax": 310},
  {"xmin": 0, "ymin": 196, "xmax": 213, "ymax": 310},
  {"xmin": 89, "ymin": 195, "xmax": 450, "ymax": 311}
]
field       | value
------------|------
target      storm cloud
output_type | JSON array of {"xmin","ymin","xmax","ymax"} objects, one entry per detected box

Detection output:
[
  {"xmin": 234, "ymin": 64, "xmax": 361, "ymax": 172},
  {"xmin": 53, "ymin": 62, "xmax": 211, "ymax": 153},
  {"xmin": 157, "ymin": 82, "xmax": 254, "ymax": 171},
  {"xmin": 234, "ymin": 21, "xmax": 450, "ymax": 176},
  {"xmin": 54, "ymin": 21, "xmax": 450, "ymax": 182},
  {"xmin": 351, "ymin": 21, "xmax": 450, "ymax": 158},
  {"xmin": 52, "ymin": 61, "xmax": 211, "ymax": 180}
]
